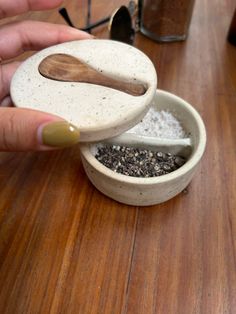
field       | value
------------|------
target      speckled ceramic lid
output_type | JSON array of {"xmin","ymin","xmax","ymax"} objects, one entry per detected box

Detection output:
[{"xmin": 10, "ymin": 39, "xmax": 157, "ymax": 142}]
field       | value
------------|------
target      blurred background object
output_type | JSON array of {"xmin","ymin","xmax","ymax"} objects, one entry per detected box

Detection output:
[
  {"xmin": 59, "ymin": 0, "xmax": 196, "ymax": 44},
  {"xmin": 59, "ymin": 0, "xmax": 136, "ymax": 44},
  {"xmin": 227, "ymin": 7, "xmax": 236, "ymax": 46},
  {"xmin": 139, "ymin": 0, "xmax": 195, "ymax": 42}
]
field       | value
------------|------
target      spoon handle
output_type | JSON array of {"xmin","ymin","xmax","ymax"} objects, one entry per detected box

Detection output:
[
  {"xmin": 38, "ymin": 53, "xmax": 147, "ymax": 96},
  {"xmin": 104, "ymin": 133, "xmax": 192, "ymax": 157}
]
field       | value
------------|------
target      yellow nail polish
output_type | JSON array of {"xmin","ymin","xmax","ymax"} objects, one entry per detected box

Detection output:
[{"xmin": 41, "ymin": 121, "xmax": 80, "ymax": 147}]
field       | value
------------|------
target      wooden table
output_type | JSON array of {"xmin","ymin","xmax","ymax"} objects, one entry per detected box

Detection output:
[{"xmin": 0, "ymin": 0, "xmax": 236, "ymax": 313}]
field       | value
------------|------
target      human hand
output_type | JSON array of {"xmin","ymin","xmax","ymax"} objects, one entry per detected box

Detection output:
[{"xmin": 0, "ymin": 0, "xmax": 92, "ymax": 151}]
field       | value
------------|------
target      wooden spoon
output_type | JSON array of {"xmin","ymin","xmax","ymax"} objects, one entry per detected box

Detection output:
[{"xmin": 38, "ymin": 53, "xmax": 147, "ymax": 96}]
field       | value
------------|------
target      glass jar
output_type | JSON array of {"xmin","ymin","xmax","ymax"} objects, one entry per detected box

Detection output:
[{"xmin": 139, "ymin": 0, "xmax": 195, "ymax": 42}]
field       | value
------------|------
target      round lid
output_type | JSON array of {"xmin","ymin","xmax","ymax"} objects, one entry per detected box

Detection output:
[{"xmin": 10, "ymin": 39, "xmax": 157, "ymax": 142}]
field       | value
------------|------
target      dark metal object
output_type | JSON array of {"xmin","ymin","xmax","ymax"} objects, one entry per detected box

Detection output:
[
  {"xmin": 82, "ymin": 16, "xmax": 110, "ymax": 32},
  {"xmin": 59, "ymin": 7, "xmax": 110, "ymax": 32},
  {"xmin": 227, "ymin": 8, "xmax": 236, "ymax": 46},
  {"xmin": 109, "ymin": 6, "xmax": 135, "ymax": 45},
  {"xmin": 59, "ymin": 8, "xmax": 74, "ymax": 27},
  {"xmin": 58, "ymin": 1, "xmax": 139, "ymax": 45},
  {"xmin": 86, "ymin": 0, "xmax": 91, "ymax": 32}
]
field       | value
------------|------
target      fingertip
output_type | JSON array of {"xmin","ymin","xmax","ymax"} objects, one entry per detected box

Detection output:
[
  {"xmin": 64, "ymin": 27, "xmax": 95, "ymax": 40},
  {"xmin": 0, "ymin": 108, "xmax": 70, "ymax": 151}
]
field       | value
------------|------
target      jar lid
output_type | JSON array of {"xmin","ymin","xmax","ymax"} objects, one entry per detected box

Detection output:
[{"xmin": 10, "ymin": 39, "xmax": 157, "ymax": 142}]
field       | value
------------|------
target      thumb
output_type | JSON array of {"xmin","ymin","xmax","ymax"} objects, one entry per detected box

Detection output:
[{"xmin": 0, "ymin": 108, "xmax": 80, "ymax": 151}]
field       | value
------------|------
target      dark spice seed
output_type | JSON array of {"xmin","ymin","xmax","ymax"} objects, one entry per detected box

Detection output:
[
  {"xmin": 174, "ymin": 156, "xmax": 186, "ymax": 167},
  {"xmin": 95, "ymin": 145, "xmax": 186, "ymax": 178}
]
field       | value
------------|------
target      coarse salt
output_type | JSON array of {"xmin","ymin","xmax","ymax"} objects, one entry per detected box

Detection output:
[{"xmin": 128, "ymin": 107, "xmax": 187, "ymax": 139}]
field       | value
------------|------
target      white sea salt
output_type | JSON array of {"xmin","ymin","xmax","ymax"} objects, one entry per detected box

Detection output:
[{"xmin": 128, "ymin": 107, "xmax": 187, "ymax": 139}]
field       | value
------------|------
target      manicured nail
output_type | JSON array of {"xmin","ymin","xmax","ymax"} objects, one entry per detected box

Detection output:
[{"xmin": 40, "ymin": 121, "xmax": 80, "ymax": 147}]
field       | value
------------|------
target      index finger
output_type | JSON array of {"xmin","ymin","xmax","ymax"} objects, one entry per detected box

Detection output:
[{"xmin": 0, "ymin": 0, "xmax": 63, "ymax": 19}]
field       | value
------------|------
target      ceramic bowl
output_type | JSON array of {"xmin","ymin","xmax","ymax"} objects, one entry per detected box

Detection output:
[{"xmin": 80, "ymin": 89, "xmax": 206, "ymax": 206}]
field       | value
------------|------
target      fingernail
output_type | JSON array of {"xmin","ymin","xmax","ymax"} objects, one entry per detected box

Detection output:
[{"xmin": 39, "ymin": 121, "xmax": 80, "ymax": 147}]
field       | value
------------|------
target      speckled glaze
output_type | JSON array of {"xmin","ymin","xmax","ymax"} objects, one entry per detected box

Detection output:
[
  {"xmin": 80, "ymin": 90, "xmax": 207, "ymax": 206},
  {"xmin": 10, "ymin": 39, "xmax": 157, "ymax": 142}
]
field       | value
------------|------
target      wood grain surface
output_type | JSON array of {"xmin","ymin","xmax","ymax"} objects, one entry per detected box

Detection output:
[{"xmin": 0, "ymin": 0, "xmax": 236, "ymax": 313}]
